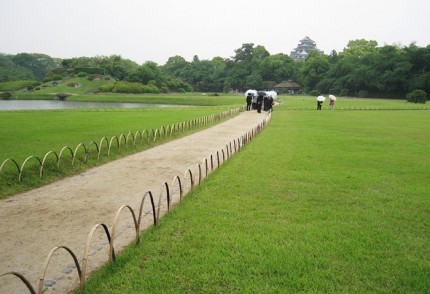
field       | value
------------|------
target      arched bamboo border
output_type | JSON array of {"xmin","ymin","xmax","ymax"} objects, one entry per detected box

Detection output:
[
  {"xmin": 0, "ymin": 158, "xmax": 21, "ymax": 179},
  {"xmin": 19, "ymin": 156, "xmax": 42, "ymax": 182},
  {"xmin": 72, "ymin": 143, "xmax": 87, "ymax": 165},
  {"xmin": 108, "ymin": 136, "xmax": 120, "ymax": 157},
  {"xmin": 87, "ymin": 141, "xmax": 99, "ymax": 161},
  {"xmin": 98, "ymin": 137, "xmax": 109, "ymax": 159},
  {"xmin": 81, "ymin": 223, "xmax": 115, "ymax": 291},
  {"xmin": 196, "ymin": 164, "xmax": 202, "ymax": 186},
  {"xmin": 58, "ymin": 146, "xmax": 74, "ymax": 167},
  {"xmin": 40, "ymin": 151, "xmax": 59, "ymax": 178},
  {"xmin": 0, "ymin": 272, "xmax": 36, "ymax": 294},
  {"xmin": 156, "ymin": 182, "xmax": 170, "ymax": 224},
  {"xmin": 38, "ymin": 246, "xmax": 82, "ymax": 294},
  {"xmin": 171, "ymin": 175, "xmax": 183, "ymax": 204},
  {"xmin": 184, "ymin": 169, "xmax": 194, "ymax": 192},
  {"xmin": 138, "ymin": 191, "xmax": 157, "ymax": 228},
  {"xmin": 109, "ymin": 205, "xmax": 139, "ymax": 261}
]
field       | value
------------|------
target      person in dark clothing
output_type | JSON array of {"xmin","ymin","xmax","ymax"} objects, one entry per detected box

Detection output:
[
  {"xmin": 317, "ymin": 100, "xmax": 323, "ymax": 110},
  {"xmin": 257, "ymin": 95, "xmax": 263, "ymax": 113},
  {"xmin": 252, "ymin": 95, "xmax": 257, "ymax": 109},
  {"xmin": 269, "ymin": 97, "xmax": 274, "ymax": 111},
  {"xmin": 263, "ymin": 96, "xmax": 268, "ymax": 111},
  {"xmin": 246, "ymin": 94, "xmax": 252, "ymax": 111}
]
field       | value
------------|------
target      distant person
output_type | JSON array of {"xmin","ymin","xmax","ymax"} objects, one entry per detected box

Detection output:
[
  {"xmin": 263, "ymin": 95, "xmax": 269, "ymax": 111},
  {"xmin": 257, "ymin": 94, "xmax": 263, "ymax": 113},
  {"xmin": 269, "ymin": 97, "xmax": 274, "ymax": 111},
  {"xmin": 252, "ymin": 95, "xmax": 257, "ymax": 110},
  {"xmin": 246, "ymin": 94, "xmax": 252, "ymax": 111},
  {"xmin": 317, "ymin": 100, "xmax": 323, "ymax": 110},
  {"xmin": 330, "ymin": 97, "xmax": 335, "ymax": 111}
]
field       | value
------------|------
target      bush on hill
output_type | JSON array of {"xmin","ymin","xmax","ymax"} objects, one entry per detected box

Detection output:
[{"xmin": 100, "ymin": 81, "xmax": 161, "ymax": 94}]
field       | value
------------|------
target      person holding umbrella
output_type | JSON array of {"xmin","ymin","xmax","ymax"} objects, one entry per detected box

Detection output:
[
  {"xmin": 257, "ymin": 91, "xmax": 265, "ymax": 113},
  {"xmin": 329, "ymin": 94, "xmax": 336, "ymax": 111},
  {"xmin": 246, "ymin": 93, "xmax": 252, "ymax": 111},
  {"xmin": 316, "ymin": 95, "xmax": 325, "ymax": 110}
]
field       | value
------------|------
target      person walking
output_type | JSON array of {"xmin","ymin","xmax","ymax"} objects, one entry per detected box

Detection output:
[
  {"xmin": 246, "ymin": 93, "xmax": 252, "ymax": 111},
  {"xmin": 263, "ymin": 95, "xmax": 268, "ymax": 111},
  {"xmin": 257, "ymin": 94, "xmax": 263, "ymax": 113},
  {"xmin": 317, "ymin": 100, "xmax": 323, "ymax": 110},
  {"xmin": 329, "ymin": 97, "xmax": 335, "ymax": 111}
]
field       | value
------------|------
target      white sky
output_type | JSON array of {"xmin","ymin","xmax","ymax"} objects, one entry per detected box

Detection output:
[{"xmin": 1, "ymin": 0, "xmax": 429, "ymax": 65}]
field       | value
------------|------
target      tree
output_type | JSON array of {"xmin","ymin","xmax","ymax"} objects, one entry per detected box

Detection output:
[
  {"xmin": 12, "ymin": 53, "xmax": 59, "ymax": 80},
  {"xmin": 342, "ymin": 39, "xmax": 378, "ymax": 57},
  {"xmin": 162, "ymin": 55, "xmax": 189, "ymax": 79},
  {"xmin": 259, "ymin": 53, "xmax": 296, "ymax": 83},
  {"xmin": 300, "ymin": 51, "xmax": 330, "ymax": 91},
  {"xmin": 232, "ymin": 43, "xmax": 254, "ymax": 62}
]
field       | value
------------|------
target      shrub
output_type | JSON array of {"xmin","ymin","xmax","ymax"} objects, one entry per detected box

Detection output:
[
  {"xmin": 0, "ymin": 91, "xmax": 13, "ymax": 99},
  {"xmin": 406, "ymin": 90, "xmax": 427, "ymax": 104},
  {"xmin": 77, "ymin": 72, "xmax": 87, "ymax": 77},
  {"xmin": 73, "ymin": 67, "xmax": 105, "ymax": 75},
  {"xmin": 100, "ymin": 81, "xmax": 161, "ymax": 94},
  {"xmin": 309, "ymin": 90, "xmax": 320, "ymax": 96}
]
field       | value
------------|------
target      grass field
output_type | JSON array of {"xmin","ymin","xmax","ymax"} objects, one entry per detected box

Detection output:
[
  {"xmin": 0, "ymin": 106, "xmax": 238, "ymax": 198},
  {"xmin": 76, "ymin": 101, "xmax": 430, "ymax": 293}
]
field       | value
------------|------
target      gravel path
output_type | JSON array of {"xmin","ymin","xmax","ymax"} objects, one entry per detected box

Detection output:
[{"xmin": 0, "ymin": 110, "xmax": 269, "ymax": 293}]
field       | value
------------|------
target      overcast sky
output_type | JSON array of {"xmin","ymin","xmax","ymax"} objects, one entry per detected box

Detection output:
[{"xmin": 1, "ymin": 0, "xmax": 429, "ymax": 65}]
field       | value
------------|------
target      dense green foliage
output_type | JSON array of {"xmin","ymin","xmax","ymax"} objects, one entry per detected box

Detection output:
[
  {"xmin": 76, "ymin": 103, "xmax": 430, "ymax": 293},
  {"xmin": 1, "ymin": 39, "xmax": 429, "ymax": 98},
  {"xmin": 406, "ymin": 89, "xmax": 427, "ymax": 103}
]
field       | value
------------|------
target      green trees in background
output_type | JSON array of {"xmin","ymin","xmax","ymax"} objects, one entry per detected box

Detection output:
[{"xmin": 0, "ymin": 39, "xmax": 429, "ymax": 98}]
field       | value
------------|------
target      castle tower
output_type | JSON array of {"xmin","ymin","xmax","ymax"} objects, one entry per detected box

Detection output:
[{"xmin": 290, "ymin": 36, "xmax": 324, "ymax": 60}]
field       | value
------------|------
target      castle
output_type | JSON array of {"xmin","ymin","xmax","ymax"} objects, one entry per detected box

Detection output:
[{"xmin": 290, "ymin": 36, "xmax": 324, "ymax": 60}]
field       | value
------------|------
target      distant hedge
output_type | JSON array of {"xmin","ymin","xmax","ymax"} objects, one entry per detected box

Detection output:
[
  {"xmin": 0, "ymin": 80, "xmax": 40, "ymax": 91},
  {"xmin": 73, "ymin": 67, "xmax": 106, "ymax": 75},
  {"xmin": 100, "ymin": 81, "xmax": 160, "ymax": 94}
]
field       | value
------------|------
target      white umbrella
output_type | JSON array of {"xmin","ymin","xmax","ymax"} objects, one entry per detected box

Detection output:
[
  {"xmin": 317, "ymin": 95, "xmax": 326, "ymax": 102},
  {"xmin": 266, "ymin": 90, "xmax": 278, "ymax": 99},
  {"xmin": 245, "ymin": 89, "xmax": 257, "ymax": 97},
  {"xmin": 329, "ymin": 94, "xmax": 337, "ymax": 101}
]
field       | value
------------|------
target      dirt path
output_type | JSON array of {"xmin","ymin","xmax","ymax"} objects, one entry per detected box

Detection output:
[{"xmin": 0, "ymin": 111, "xmax": 269, "ymax": 293}]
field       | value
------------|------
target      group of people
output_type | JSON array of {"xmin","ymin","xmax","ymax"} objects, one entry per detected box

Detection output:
[
  {"xmin": 317, "ymin": 95, "xmax": 336, "ymax": 111},
  {"xmin": 245, "ymin": 90, "xmax": 276, "ymax": 113}
]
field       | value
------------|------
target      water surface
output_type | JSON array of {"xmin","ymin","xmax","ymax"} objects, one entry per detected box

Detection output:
[{"xmin": 0, "ymin": 100, "xmax": 188, "ymax": 111}]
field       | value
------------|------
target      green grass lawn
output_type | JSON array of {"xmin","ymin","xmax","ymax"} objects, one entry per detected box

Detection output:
[
  {"xmin": 281, "ymin": 95, "xmax": 429, "ymax": 110},
  {"xmin": 0, "ymin": 106, "xmax": 238, "ymax": 198},
  {"xmin": 77, "ymin": 103, "xmax": 430, "ymax": 293}
]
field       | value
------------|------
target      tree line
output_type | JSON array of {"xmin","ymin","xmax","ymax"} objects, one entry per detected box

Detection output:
[{"xmin": 1, "ymin": 39, "xmax": 429, "ymax": 98}]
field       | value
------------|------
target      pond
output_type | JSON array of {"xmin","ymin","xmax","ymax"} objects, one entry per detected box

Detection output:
[{"xmin": 0, "ymin": 100, "xmax": 189, "ymax": 111}]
